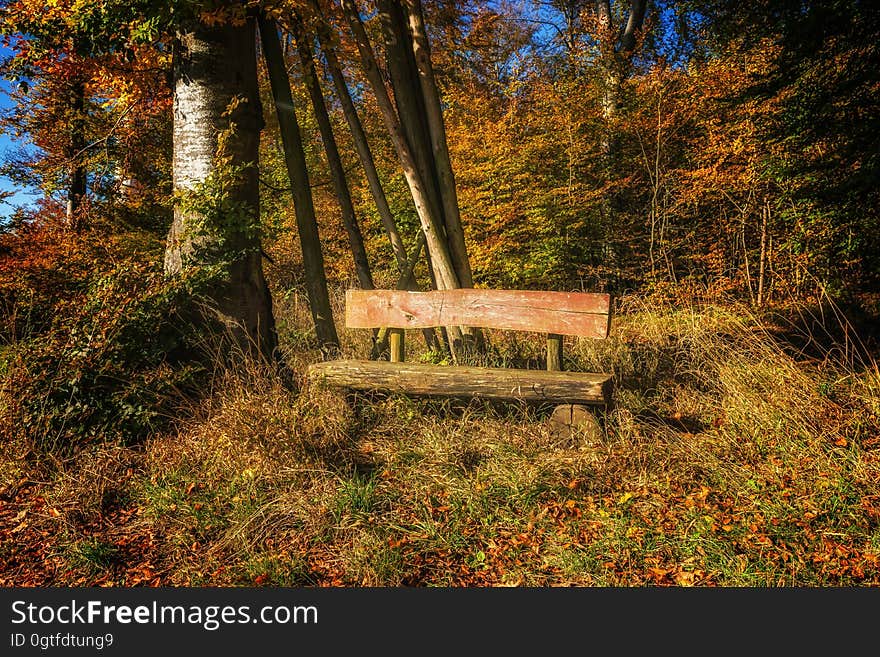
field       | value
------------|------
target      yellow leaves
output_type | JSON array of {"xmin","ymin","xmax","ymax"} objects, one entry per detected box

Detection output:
[
  {"xmin": 674, "ymin": 570, "xmax": 696, "ymax": 586},
  {"xmin": 200, "ymin": 6, "xmax": 248, "ymax": 28},
  {"xmin": 263, "ymin": 6, "xmax": 285, "ymax": 21},
  {"xmin": 683, "ymin": 486, "xmax": 712, "ymax": 509},
  {"xmin": 11, "ymin": 508, "xmax": 29, "ymax": 534}
]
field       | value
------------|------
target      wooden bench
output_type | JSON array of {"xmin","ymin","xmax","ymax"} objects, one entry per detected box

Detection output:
[{"xmin": 307, "ymin": 289, "xmax": 613, "ymax": 410}]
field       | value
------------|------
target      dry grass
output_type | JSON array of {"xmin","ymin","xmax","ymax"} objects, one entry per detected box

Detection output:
[{"xmin": 3, "ymin": 291, "xmax": 879, "ymax": 586}]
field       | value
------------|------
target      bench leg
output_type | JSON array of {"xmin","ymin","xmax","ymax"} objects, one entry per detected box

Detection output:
[
  {"xmin": 547, "ymin": 333, "xmax": 563, "ymax": 371},
  {"xmin": 389, "ymin": 328, "xmax": 405, "ymax": 363},
  {"xmin": 548, "ymin": 404, "xmax": 604, "ymax": 445}
]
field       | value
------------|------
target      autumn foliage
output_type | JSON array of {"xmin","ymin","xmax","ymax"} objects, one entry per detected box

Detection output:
[{"xmin": 0, "ymin": 0, "xmax": 878, "ymax": 588}]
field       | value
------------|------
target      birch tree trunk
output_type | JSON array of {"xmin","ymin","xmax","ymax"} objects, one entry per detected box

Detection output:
[{"xmin": 164, "ymin": 17, "xmax": 277, "ymax": 361}]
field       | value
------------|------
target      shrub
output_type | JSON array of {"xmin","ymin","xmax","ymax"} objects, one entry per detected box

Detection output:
[{"xmin": 0, "ymin": 261, "xmax": 210, "ymax": 453}]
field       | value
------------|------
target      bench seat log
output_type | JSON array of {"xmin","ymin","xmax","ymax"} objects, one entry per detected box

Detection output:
[{"xmin": 308, "ymin": 360, "xmax": 612, "ymax": 405}]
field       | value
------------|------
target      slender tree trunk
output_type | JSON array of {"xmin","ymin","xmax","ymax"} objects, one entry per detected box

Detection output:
[
  {"xmin": 291, "ymin": 16, "xmax": 374, "ymax": 292},
  {"xmin": 377, "ymin": 0, "xmax": 442, "ymax": 231},
  {"xmin": 66, "ymin": 79, "xmax": 86, "ymax": 231},
  {"xmin": 343, "ymin": 0, "xmax": 485, "ymax": 356},
  {"xmin": 758, "ymin": 200, "xmax": 768, "ymax": 307},
  {"xmin": 308, "ymin": 1, "xmax": 439, "ymax": 355},
  {"xmin": 308, "ymin": 1, "xmax": 410, "ymax": 270},
  {"xmin": 340, "ymin": 0, "xmax": 459, "ymax": 293},
  {"xmin": 259, "ymin": 16, "xmax": 339, "ymax": 349},
  {"xmin": 741, "ymin": 211, "xmax": 754, "ymax": 304},
  {"xmin": 596, "ymin": 0, "xmax": 647, "ymax": 275},
  {"xmin": 598, "ymin": 52, "xmax": 622, "ymax": 269},
  {"xmin": 405, "ymin": 0, "xmax": 474, "ymax": 288},
  {"xmin": 114, "ymin": 113, "xmax": 136, "ymax": 204},
  {"xmin": 164, "ymin": 18, "xmax": 277, "ymax": 361}
]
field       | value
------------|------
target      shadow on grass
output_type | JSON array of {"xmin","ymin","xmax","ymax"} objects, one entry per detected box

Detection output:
[{"xmin": 763, "ymin": 300, "xmax": 880, "ymax": 369}]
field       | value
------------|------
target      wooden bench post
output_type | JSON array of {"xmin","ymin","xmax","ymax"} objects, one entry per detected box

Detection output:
[
  {"xmin": 547, "ymin": 333, "xmax": 563, "ymax": 371},
  {"xmin": 389, "ymin": 328, "xmax": 405, "ymax": 362}
]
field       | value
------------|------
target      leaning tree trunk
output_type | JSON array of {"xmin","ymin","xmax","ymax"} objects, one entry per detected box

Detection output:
[
  {"xmin": 311, "ymin": 3, "xmax": 428, "ymax": 291},
  {"xmin": 382, "ymin": 0, "xmax": 481, "ymax": 349},
  {"xmin": 308, "ymin": 0, "xmax": 409, "ymax": 271},
  {"xmin": 307, "ymin": 3, "xmax": 439, "ymax": 355},
  {"xmin": 164, "ymin": 17, "xmax": 277, "ymax": 361},
  {"xmin": 405, "ymin": 0, "xmax": 474, "ymax": 288},
  {"xmin": 291, "ymin": 16, "xmax": 374, "ymax": 292},
  {"xmin": 339, "ymin": 0, "xmax": 458, "ymax": 293},
  {"xmin": 376, "ymin": 0, "xmax": 442, "ymax": 233},
  {"xmin": 341, "ymin": 0, "xmax": 469, "ymax": 356},
  {"xmin": 338, "ymin": 7, "xmax": 456, "ymax": 274},
  {"xmin": 259, "ymin": 16, "xmax": 339, "ymax": 349}
]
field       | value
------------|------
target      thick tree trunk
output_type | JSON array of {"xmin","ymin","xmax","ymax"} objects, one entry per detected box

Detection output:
[
  {"xmin": 258, "ymin": 16, "xmax": 339, "ymax": 349},
  {"xmin": 291, "ymin": 16, "xmax": 374, "ymax": 292},
  {"xmin": 164, "ymin": 18, "xmax": 277, "ymax": 361},
  {"xmin": 66, "ymin": 79, "xmax": 86, "ymax": 231}
]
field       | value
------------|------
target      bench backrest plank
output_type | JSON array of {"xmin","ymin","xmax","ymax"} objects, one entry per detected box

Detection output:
[{"xmin": 345, "ymin": 289, "xmax": 611, "ymax": 338}]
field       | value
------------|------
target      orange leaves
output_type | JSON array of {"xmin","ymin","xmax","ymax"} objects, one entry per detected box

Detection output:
[
  {"xmin": 682, "ymin": 486, "xmax": 712, "ymax": 509},
  {"xmin": 200, "ymin": 6, "xmax": 248, "ymax": 28},
  {"xmin": 859, "ymin": 496, "xmax": 880, "ymax": 523}
]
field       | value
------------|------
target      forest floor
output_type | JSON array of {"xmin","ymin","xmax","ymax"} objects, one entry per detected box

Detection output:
[{"xmin": 2, "ymin": 292, "xmax": 879, "ymax": 586}]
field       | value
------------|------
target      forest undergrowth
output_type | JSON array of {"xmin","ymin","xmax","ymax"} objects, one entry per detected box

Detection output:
[{"xmin": 2, "ymin": 285, "xmax": 878, "ymax": 587}]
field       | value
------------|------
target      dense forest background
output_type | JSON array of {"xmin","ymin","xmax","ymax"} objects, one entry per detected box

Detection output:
[
  {"xmin": 0, "ymin": 0, "xmax": 878, "ymax": 587},
  {"xmin": 3, "ymin": 0, "xmax": 878, "ymax": 307}
]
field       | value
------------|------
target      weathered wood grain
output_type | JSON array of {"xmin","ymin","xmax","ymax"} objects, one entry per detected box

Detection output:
[
  {"xmin": 389, "ymin": 328, "xmax": 405, "ymax": 362},
  {"xmin": 345, "ymin": 289, "xmax": 611, "ymax": 338},
  {"xmin": 308, "ymin": 360, "xmax": 612, "ymax": 405},
  {"xmin": 547, "ymin": 333, "xmax": 563, "ymax": 371}
]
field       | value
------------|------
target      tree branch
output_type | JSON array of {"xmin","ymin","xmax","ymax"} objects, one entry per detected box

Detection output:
[{"xmin": 619, "ymin": 0, "xmax": 647, "ymax": 53}]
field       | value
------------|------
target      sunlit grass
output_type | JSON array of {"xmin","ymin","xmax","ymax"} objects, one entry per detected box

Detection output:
[{"xmin": 3, "ymin": 290, "xmax": 878, "ymax": 586}]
